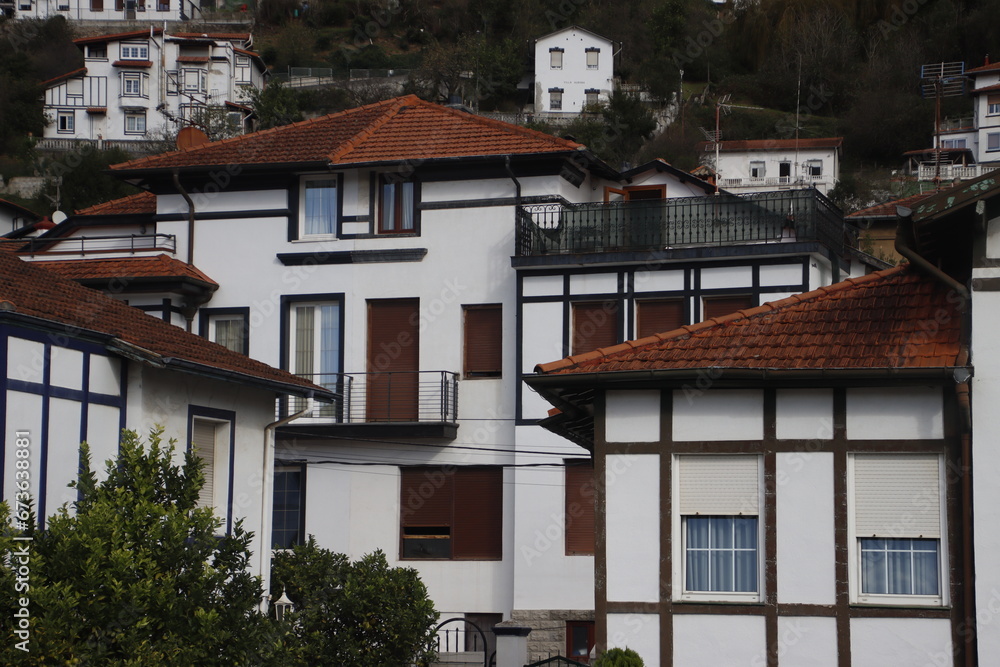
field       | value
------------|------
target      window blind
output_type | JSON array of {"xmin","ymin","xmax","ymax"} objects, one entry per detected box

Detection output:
[
  {"xmin": 678, "ymin": 455, "xmax": 760, "ymax": 515},
  {"xmin": 854, "ymin": 454, "xmax": 941, "ymax": 538}
]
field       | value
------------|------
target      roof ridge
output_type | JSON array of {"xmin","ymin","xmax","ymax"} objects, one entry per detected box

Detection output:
[
  {"xmin": 39, "ymin": 67, "xmax": 87, "ymax": 88},
  {"xmin": 424, "ymin": 100, "xmax": 583, "ymax": 150},
  {"xmin": 75, "ymin": 190, "xmax": 154, "ymax": 215},
  {"xmin": 327, "ymin": 95, "xmax": 416, "ymax": 163}
]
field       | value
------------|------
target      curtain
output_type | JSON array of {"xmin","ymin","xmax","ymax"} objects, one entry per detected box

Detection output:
[
  {"xmin": 305, "ymin": 180, "xmax": 335, "ymax": 235},
  {"xmin": 381, "ymin": 182, "xmax": 396, "ymax": 230},
  {"xmin": 214, "ymin": 318, "xmax": 242, "ymax": 353},
  {"xmin": 686, "ymin": 516, "xmax": 758, "ymax": 593},
  {"xmin": 318, "ymin": 305, "xmax": 340, "ymax": 417},
  {"xmin": 401, "ymin": 182, "xmax": 414, "ymax": 230},
  {"xmin": 293, "ymin": 307, "xmax": 314, "ymax": 412}
]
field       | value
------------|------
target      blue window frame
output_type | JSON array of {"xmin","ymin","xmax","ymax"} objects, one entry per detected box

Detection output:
[{"xmin": 272, "ymin": 465, "xmax": 305, "ymax": 549}]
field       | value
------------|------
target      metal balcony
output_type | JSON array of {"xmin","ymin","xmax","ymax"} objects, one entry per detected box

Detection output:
[
  {"xmin": 515, "ymin": 189, "xmax": 845, "ymax": 258},
  {"xmin": 19, "ymin": 233, "xmax": 176, "ymax": 256},
  {"xmin": 279, "ymin": 370, "xmax": 459, "ymax": 439}
]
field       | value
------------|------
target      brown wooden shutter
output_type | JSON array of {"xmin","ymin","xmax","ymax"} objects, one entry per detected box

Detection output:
[
  {"xmin": 91, "ymin": 0, "xmax": 104, "ymax": 10},
  {"xmin": 637, "ymin": 299, "xmax": 685, "ymax": 338},
  {"xmin": 565, "ymin": 461, "xmax": 595, "ymax": 555},
  {"xmin": 464, "ymin": 305, "xmax": 502, "ymax": 377},
  {"xmin": 400, "ymin": 467, "xmax": 453, "ymax": 527},
  {"xmin": 572, "ymin": 301, "xmax": 619, "ymax": 356},
  {"xmin": 452, "ymin": 467, "xmax": 503, "ymax": 559},
  {"xmin": 703, "ymin": 295, "xmax": 753, "ymax": 321},
  {"xmin": 367, "ymin": 299, "xmax": 419, "ymax": 421},
  {"xmin": 115, "ymin": 0, "xmax": 123, "ymax": 10}
]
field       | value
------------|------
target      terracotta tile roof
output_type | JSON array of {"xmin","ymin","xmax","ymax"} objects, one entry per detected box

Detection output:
[
  {"xmin": 31, "ymin": 254, "xmax": 216, "ymax": 286},
  {"xmin": 233, "ymin": 46, "xmax": 261, "ymax": 57},
  {"xmin": 0, "ymin": 198, "xmax": 39, "ymax": 220},
  {"xmin": 176, "ymin": 56, "xmax": 210, "ymax": 63},
  {"xmin": 846, "ymin": 192, "xmax": 937, "ymax": 219},
  {"xmin": 535, "ymin": 265, "xmax": 962, "ymax": 375},
  {"xmin": 172, "ymin": 32, "xmax": 250, "ymax": 41},
  {"xmin": 86, "ymin": 107, "xmax": 107, "ymax": 114},
  {"xmin": 972, "ymin": 82, "xmax": 1000, "ymax": 94},
  {"xmin": 113, "ymin": 60, "xmax": 153, "ymax": 68},
  {"xmin": 966, "ymin": 61, "xmax": 1000, "ymax": 75},
  {"xmin": 111, "ymin": 95, "xmax": 583, "ymax": 172},
  {"xmin": 74, "ymin": 29, "xmax": 163, "ymax": 46},
  {"xmin": 0, "ymin": 252, "xmax": 328, "ymax": 397},
  {"xmin": 75, "ymin": 191, "xmax": 156, "ymax": 216},
  {"xmin": 40, "ymin": 67, "xmax": 87, "ymax": 88},
  {"xmin": 698, "ymin": 137, "xmax": 843, "ymax": 153}
]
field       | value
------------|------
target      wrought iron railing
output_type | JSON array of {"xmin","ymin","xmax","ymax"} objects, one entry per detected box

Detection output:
[
  {"xmin": 286, "ymin": 371, "xmax": 458, "ymax": 424},
  {"xmin": 20, "ymin": 233, "xmax": 176, "ymax": 255},
  {"xmin": 515, "ymin": 190, "xmax": 844, "ymax": 257}
]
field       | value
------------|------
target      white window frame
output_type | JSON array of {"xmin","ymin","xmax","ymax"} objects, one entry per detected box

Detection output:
[
  {"xmin": 120, "ymin": 42, "xmax": 149, "ymax": 60},
  {"xmin": 550, "ymin": 90, "xmax": 563, "ymax": 111},
  {"xmin": 847, "ymin": 453, "xmax": 948, "ymax": 607},
  {"xmin": 672, "ymin": 454, "xmax": 764, "ymax": 603},
  {"xmin": 56, "ymin": 111, "xmax": 75, "ymax": 133},
  {"xmin": 586, "ymin": 48, "xmax": 599, "ymax": 69},
  {"xmin": 550, "ymin": 48, "xmax": 563, "ymax": 69},
  {"xmin": 750, "ymin": 161, "xmax": 765, "ymax": 178},
  {"xmin": 209, "ymin": 314, "xmax": 246, "ymax": 354},
  {"xmin": 122, "ymin": 72, "xmax": 143, "ymax": 97},
  {"xmin": 189, "ymin": 415, "xmax": 232, "ymax": 529},
  {"xmin": 805, "ymin": 159, "xmax": 823, "ymax": 177},
  {"xmin": 86, "ymin": 44, "xmax": 108, "ymax": 60},
  {"xmin": 941, "ymin": 138, "xmax": 967, "ymax": 149},
  {"xmin": 298, "ymin": 175, "xmax": 339, "ymax": 238},
  {"xmin": 124, "ymin": 111, "xmax": 146, "ymax": 135},
  {"xmin": 988, "ymin": 133, "xmax": 1000, "ymax": 152},
  {"xmin": 182, "ymin": 68, "xmax": 206, "ymax": 93},
  {"xmin": 287, "ymin": 300, "xmax": 341, "ymax": 418},
  {"xmin": 236, "ymin": 55, "xmax": 251, "ymax": 66},
  {"xmin": 988, "ymin": 95, "xmax": 1000, "ymax": 116}
]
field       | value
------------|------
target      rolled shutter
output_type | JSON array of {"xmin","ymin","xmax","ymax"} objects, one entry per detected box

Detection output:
[
  {"xmin": 678, "ymin": 455, "xmax": 759, "ymax": 515},
  {"xmin": 703, "ymin": 295, "xmax": 753, "ymax": 321},
  {"xmin": 452, "ymin": 467, "xmax": 503, "ymax": 559},
  {"xmin": 854, "ymin": 454, "xmax": 941, "ymax": 538},
  {"xmin": 191, "ymin": 419, "xmax": 216, "ymax": 509},
  {"xmin": 400, "ymin": 467, "xmax": 453, "ymax": 527},
  {"xmin": 988, "ymin": 94, "xmax": 1000, "ymax": 105},
  {"xmin": 464, "ymin": 306, "xmax": 502, "ymax": 376},
  {"xmin": 637, "ymin": 299, "xmax": 685, "ymax": 338},
  {"xmin": 572, "ymin": 301, "xmax": 619, "ymax": 356},
  {"xmin": 565, "ymin": 461, "xmax": 596, "ymax": 555}
]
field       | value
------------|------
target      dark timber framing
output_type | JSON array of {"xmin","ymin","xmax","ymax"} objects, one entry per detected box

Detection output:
[{"xmin": 591, "ymin": 385, "xmax": 967, "ymax": 667}]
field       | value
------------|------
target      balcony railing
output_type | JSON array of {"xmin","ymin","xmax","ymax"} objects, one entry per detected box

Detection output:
[
  {"xmin": 516, "ymin": 190, "xmax": 844, "ymax": 257},
  {"xmin": 285, "ymin": 371, "xmax": 458, "ymax": 424},
  {"xmin": 19, "ymin": 233, "xmax": 176, "ymax": 256},
  {"xmin": 917, "ymin": 164, "xmax": 996, "ymax": 182}
]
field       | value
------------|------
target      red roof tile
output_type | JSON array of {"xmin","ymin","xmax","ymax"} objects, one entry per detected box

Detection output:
[
  {"xmin": 176, "ymin": 56, "xmax": 210, "ymax": 63},
  {"xmin": 39, "ymin": 67, "xmax": 87, "ymax": 88},
  {"xmin": 74, "ymin": 28, "xmax": 163, "ymax": 46},
  {"xmin": 698, "ymin": 138, "xmax": 844, "ymax": 153},
  {"xmin": 966, "ymin": 61, "xmax": 1000, "ymax": 75},
  {"xmin": 31, "ymin": 254, "xmax": 216, "ymax": 285},
  {"xmin": 0, "ymin": 252, "xmax": 327, "ymax": 397},
  {"xmin": 113, "ymin": 60, "xmax": 153, "ymax": 68},
  {"xmin": 75, "ymin": 191, "xmax": 156, "ymax": 216},
  {"xmin": 972, "ymin": 82, "xmax": 1000, "ymax": 95},
  {"xmin": 111, "ymin": 95, "xmax": 583, "ymax": 172},
  {"xmin": 846, "ymin": 192, "xmax": 937, "ymax": 219},
  {"xmin": 172, "ymin": 32, "xmax": 250, "ymax": 41},
  {"xmin": 535, "ymin": 265, "xmax": 962, "ymax": 375}
]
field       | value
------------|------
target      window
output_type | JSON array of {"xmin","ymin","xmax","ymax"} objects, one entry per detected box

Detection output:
[
  {"xmin": 565, "ymin": 460, "xmax": 595, "ymax": 555},
  {"xmin": 988, "ymin": 94, "xmax": 1000, "ymax": 115},
  {"xmin": 122, "ymin": 72, "xmax": 142, "ymax": 96},
  {"xmin": 550, "ymin": 48, "xmax": 563, "ymax": 69},
  {"xmin": 585, "ymin": 48, "xmax": 600, "ymax": 69},
  {"xmin": 124, "ymin": 112, "xmax": 146, "ymax": 134},
  {"xmin": 400, "ymin": 466, "xmax": 503, "ymax": 560},
  {"xmin": 90, "ymin": 0, "xmax": 103, "ymax": 9},
  {"xmin": 157, "ymin": 0, "xmax": 168, "ymax": 8},
  {"xmin": 288, "ymin": 300, "xmax": 341, "ymax": 414},
  {"xmin": 378, "ymin": 176, "xmax": 416, "ymax": 233},
  {"xmin": 188, "ymin": 410, "xmax": 234, "ymax": 533},
  {"xmin": 300, "ymin": 176, "xmax": 338, "ymax": 237},
  {"xmin": 988, "ymin": 133, "xmax": 1000, "ymax": 152},
  {"xmin": 572, "ymin": 301, "xmax": 619, "ymax": 356},
  {"xmin": 750, "ymin": 161, "xmax": 765, "ymax": 178},
  {"xmin": 236, "ymin": 55, "xmax": 250, "ymax": 66},
  {"xmin": 584, "ymin": 89, "xmax": 599, "ymax": 108},
  {"xmin": 272, "ymin": 465, "xmax": 306, "ymax": 549},
  {"xmin": 166, "ymin": 70, "xmax": 179, "ymax": 95},
  {"xmin": 120, "ymin": 43, "xmax": 149, "ymax": 60},
  {"xmin": 941, "ymin": 138, "xmax": 967, "ymax": 149},
  {"xmin": 549, "ymin": 89, "xmax": 563, "ymax": 111},
  {"xmin": 18, "ymin": 0, "xmax": 31, "ymax": 9},
  {"xmin": 56, "ymin": 111, "xmax": 74, "ymax": 133},
  {"xmin": 805, "ymin": 159, "xmax": 823, "ymax": 177},
  {"xmin": 183, "ymin": 68, "xmax": 206, "ymax": 93},
  {"xmin": 567, "ymin": 621, "xmax": 595, "ymax": 663},
  {"xmin": 463, "ymin": 305, "xmax": 502, "ymax": 378},
  {"xmin": 703, "ymin": 294, "xmax": 753, "ymax": 321},
  {"xmin": 850, "ymin": 453, "xmax": 946, "ymax": 606},
  {"xmin": 637, "ymin": 298, "xmax": 684, "ymax": 339},
  {"xmin": 200, "ymin": 308, "xmax": 250, "ymax": 355},
  {"xmin": 86, "ymin": 44, "xmax": 108, "ymax": 59},
  {"xmin": 180, "ymin": 103, "xmax": 208, "ymax": 124},
  {"xmin": 675, "ymin": 455, "xmax": 762, "ymax": 602}
]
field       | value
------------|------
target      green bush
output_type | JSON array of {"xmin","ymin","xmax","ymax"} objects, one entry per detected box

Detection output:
[{"xmin": 595, "ymin": 647, "xmax": 645, "ymax": 667}]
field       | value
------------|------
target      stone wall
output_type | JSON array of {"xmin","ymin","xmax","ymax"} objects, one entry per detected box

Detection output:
[{"xmin": 510, "ymin": 609, "xmax": 594, "ymax": 664}]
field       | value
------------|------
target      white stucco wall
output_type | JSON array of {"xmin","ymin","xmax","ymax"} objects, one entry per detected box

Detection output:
[
  {"xmin": 607, "ymin": 613, "xmax": 659, "ymax": 665},
  {"xmin": 605, "ymin": 454, "xmax": 659, "ymax": 603},
  {"xmin": 672, "ymin": 615, "xmax": 767, "ymax": 667},
  {"xmin": 672, "ymin": 389, "xmax": 764, "ymax": 441},
  {"xmin": 533, "ymin": 28, "xmax": 614, "ymax": 114},
  {"xmin": 850, "ymin": 617, "xmax": 953, "ymax": 667},
  {"xmin": 845, "ymin": 386, "xmax": 944, "ymax": 440}
]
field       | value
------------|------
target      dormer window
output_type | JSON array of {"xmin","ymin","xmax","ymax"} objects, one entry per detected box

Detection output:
[{"xmin": 549, "ymin": 48, "xmax": 564, "ymax": 69}]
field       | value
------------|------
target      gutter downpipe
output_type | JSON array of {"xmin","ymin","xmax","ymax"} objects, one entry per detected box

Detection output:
[
  {"xmin": 954, "ymin": 347, "xmax": 976, "ymax": 667},
  {"xmin": 894, "ymin": 205, "xmax": 970, "ymax": 299},
  {"xmin": 504, "ymin": 155, "xmax": 521, "ymax": 206},
  {"xmin": 259, "ymin": 395, "xmax": 314, "ymax": 614},
  {"xmin": 172, "ymin": 168, "xmax": 197, "ymax": 331}
]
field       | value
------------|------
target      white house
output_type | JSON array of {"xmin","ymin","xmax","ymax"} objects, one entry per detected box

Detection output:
[
  {"xmin": 0, "ymin": 198, "xmax": 40, "ymax": 236},
  {"xmin": 40, "ymin": 28, "xmax": 266, "ymax": 148},
  {"xmin": 3, "ymin": 0, "xmax": 214, "ymax": 22},
  {"xmin": 0, "ymin": 250, "xmax": 335, "ymax": 597},
  {"xmin": 698, "ymin": 137, "xmax": 843, "ymax": 195},
  {"xmin": 533, "ymin": 26, "xmax": 614, "ymax": 116},
  {"xmin": 14, "ymin": 95, "xmax": 868, "ymax": 663},
  {"xmin": 526, "ymin": 173, "xmax": 1000, "ymax": 666}
]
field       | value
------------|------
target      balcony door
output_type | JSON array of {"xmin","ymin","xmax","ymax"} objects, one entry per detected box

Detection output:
[
  {"xmin": 604, "ymin": 185, "xmax": 665, "ymax": 248},
  {"xmin": 367, "ymin": 299, "xmax": 419, "ymax": 421}
]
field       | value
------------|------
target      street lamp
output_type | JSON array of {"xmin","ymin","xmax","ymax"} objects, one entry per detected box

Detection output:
[{"xmin": 273, "ymin": 589, "xmax": 294, "ymax": 621}]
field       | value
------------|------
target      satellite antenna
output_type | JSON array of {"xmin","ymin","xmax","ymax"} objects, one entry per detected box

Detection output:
[
  {"xmin": 51, "ymin": 210, "xmax": 67, "ymax": 224},
  {"xmin": 920, "ymin": 61, "xmax": 967, "ymax": 185},
  {"xmin": 709, "ymin": 94, "xmax": 764, "ymax": 195}
]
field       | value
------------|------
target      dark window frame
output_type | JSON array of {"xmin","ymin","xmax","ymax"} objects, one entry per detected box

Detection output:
[
  {"xmin": 463, "ymin": 304, "xmax": 502, "ymax": 378},
  {"xmin": 272, "ymin": 463, "xmax": 307, "ymax": 549}
]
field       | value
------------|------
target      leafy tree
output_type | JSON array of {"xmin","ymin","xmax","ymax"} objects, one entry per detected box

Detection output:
[
  {"xmin": 595, "ymin": 647, "xmax": 645, "ymax": 667},
  {"xmin": 31, "ymin": 146, "xmax": 140, "ymax": 214},
  {"xmin": 0, "ymin": 428, "xmax": 273, "ymax": 666},
  {"xmin": 600, "ymin": 88, "xmax": 658, "ymax": 169},
  {"xmin": 270, "ymin": 537, "xmax": 438, "ymax": 667},
  {"xmin": 244, "ymin": 79, "xmax": 305, "ymax": 130}
]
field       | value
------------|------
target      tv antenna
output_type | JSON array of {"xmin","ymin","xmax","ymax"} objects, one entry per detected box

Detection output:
[
  {"xmin": 920, "ymin": 61, "xmax": 967, "ymax": 185},
  {"xmin": 706, "ymin": 94, "xmax": 764, "ymax": 194}
]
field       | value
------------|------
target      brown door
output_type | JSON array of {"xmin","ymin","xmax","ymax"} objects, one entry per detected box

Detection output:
[{"xmin": 367, "ymin": 299, "xmax": 419, "ymax": 421}]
